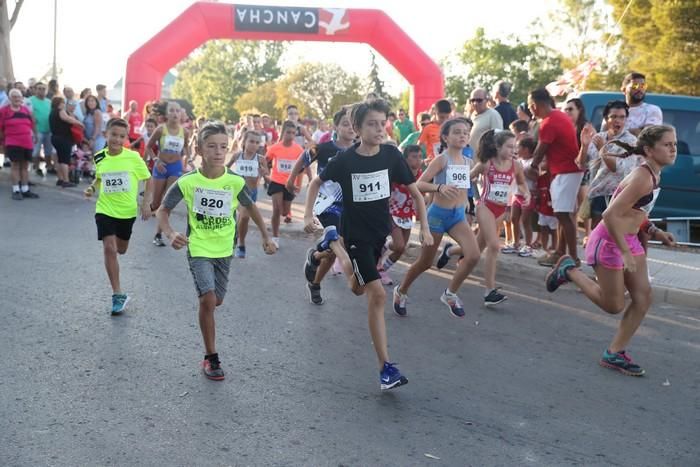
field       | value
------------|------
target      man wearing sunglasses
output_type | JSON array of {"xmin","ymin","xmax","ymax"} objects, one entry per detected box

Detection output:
[
  {"xmin": 621, "ymin": 72, "xmax": 662, "ymax": 137},
  {"xmin": 468, "ymin": 88, "xmax": 503, "ymax": 147}
]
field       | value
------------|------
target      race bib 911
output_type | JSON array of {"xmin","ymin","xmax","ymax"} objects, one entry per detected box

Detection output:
[
  {"xmin": 102, "ymin": 172, "xmax": 130, "ymax": 194},
  {"xmin": 193, "ymin": 187, "xmax": 232, "ymax": 218},
  {"xmin": 351, "ymin": 169, "xmax": 390, "ymax": 202}
]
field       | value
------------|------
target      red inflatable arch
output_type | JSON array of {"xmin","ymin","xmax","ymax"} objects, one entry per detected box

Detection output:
[{"xmin": 124, "ymin": 2, "xmax": 443, "ymax": 119}]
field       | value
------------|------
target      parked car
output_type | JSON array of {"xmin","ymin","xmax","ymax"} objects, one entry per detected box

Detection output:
[{"xmin": 577, "ymin": 92, "xmax": 700, "ymax": 219}]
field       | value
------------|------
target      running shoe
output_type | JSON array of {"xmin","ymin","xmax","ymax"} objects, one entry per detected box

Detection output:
[
  {"xmin": 484, "ymin": 288, "xmax": 507, "ymax": 307},
  {"xmin": 11, "ymin": 191, "xmax": 23, "ymax": 200},
  {"xmin": 537, "ymin": 251, "xmax": 561, "ymax": 267},
  {"xmin": 392, "ymin": 285, "xmax": 408, "ymax": 317},
  {"xmin": 378, "ymin": 268, "xmax": 393, "ymax": 286},
  {"xmin": 440, "ymin": 289, "xmax": 465, "ymax": 317},
  {"xmin": 599, "ymin": 349, "xmax": 645, "ymax": 376},
  {"xmin": 61, "ymin": 181, "xmax": 76, "ymax": 188},
  {"xmin": 316, "ymin": 225, "xmax": 339, "ymax": 252},
  {"xmin": 272, "ymin": 237, "xmax": 280, "ymax": 248},
  {"xmin": 517, "ymin": 245, "xmax": 533, "ymax": 257},
  {"xmin": 153, "ymin": 234, "xmax": 166, "ymax": 247},
  {"xmin": 545, "ymin": 254, "xmax": 577, "ymax": 293},
  {"xmin": 500, "ymin": 244, "xmax": 519, "ymax": 254},
  {"xmin": 307, "ymin": 282, "xmax": 323, "ymax": 305},
  {"xmin": 21, "ymin": 191, "xmax": 39, "ymax": 199},
  {"xmin": 284, "ymin": 214, "xmax": 293, "ymax": 223},
  {"xmin": 304, "ymin": 247, "xmax": 320, "ymax": 283},
  {"xmin": 380, "ymin": 362, "xmax": 408, "ymax": 391},
  {"xmin": 111, "ymin": 293, "xmax": 129, "ymax": 315},
  {"xmin": 234, "ymin": 245, "xmax": 246, "ymax": 259},
  {"xmin": 436, "ymin": 242, "xmax": 453, "ymax": 269},
  {"xmin": 201, "ymin": 355, "xmax": 225, "ymax": 381},
  {"xmin": 55, "ymin": 179, "xmax": 63, "ymax": 186}
]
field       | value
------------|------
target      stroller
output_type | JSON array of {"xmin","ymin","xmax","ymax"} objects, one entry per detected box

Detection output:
[{"xmin": 69, "ymin": 141, "xmax": 96, "ymax": 184}]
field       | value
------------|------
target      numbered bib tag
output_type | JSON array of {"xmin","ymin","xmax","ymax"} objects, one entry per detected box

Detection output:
[
  {"xmin": 193, "ymin": 187, "xmax": 232, "ymax": 218},
  {"xmin": 102, "ymin": 172, "xmax": 130, "ymax": 194},
  {"xmin": 351, "ymin": 169, "xmax": 390, "ymax": 202},
  {"xmin": 446, "ymin": 164, "xmax": 470, "ymax": 189},
  {"xmin": 487, "ymin": 182, "xmax": 511, "ymax": 204},
  {"xmin": 234, "ymin": 159, "xmax": 259, "ymax": 177},
  {"xmin": 392, "ymin": 216, "xmax": 413, "ymax": 230},
  {"xmin": 313, "ymin": 192, "xmax": 334, "ymax": 215},
  {"xmin": 163, "ymin": 135, "xmax": 184, "ymax": 154},
  {"xmin": 278, "ymin": 159, "xmax": 294, "ymax": 173}
]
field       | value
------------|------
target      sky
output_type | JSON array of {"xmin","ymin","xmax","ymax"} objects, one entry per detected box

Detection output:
[{"xmin": 9, "ymin": 0, "xmax": 555, "ymax": 98}]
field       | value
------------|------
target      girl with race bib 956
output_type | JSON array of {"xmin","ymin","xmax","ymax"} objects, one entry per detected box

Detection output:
[
  {"xmin": 226, "ymin": 130, "xmax": 269, "ymax": 258},
  {"xmin": 393, "ymin": 118, "xmax": 480, "ymax": 318}
]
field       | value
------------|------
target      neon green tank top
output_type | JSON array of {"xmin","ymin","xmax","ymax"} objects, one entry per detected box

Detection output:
[{"xmin": 178, "ymin": 168, "xmax": 245, "ymax": 258}]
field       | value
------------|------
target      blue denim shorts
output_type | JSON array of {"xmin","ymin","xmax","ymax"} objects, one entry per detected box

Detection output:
[
  {"xmin": 427, "ymin": 204, "xmax": 466, "ymax": 234},
  {"xmin": 152, "ymin": 159, "xmax": 183, "ymax": 179}
]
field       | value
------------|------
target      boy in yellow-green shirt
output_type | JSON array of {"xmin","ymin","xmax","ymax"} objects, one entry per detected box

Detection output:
[
  {"xmin": 157, "ymin": 121, "xmax": 276, "ymax": 381},
  {"xmin": 85, "ymin": 118, "xmax": 152, "ymax": 315}
]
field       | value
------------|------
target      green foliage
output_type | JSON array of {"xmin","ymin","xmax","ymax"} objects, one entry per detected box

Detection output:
[
  {"xmin": 366, "ymin": 51, "xmax": 387, "ymax": 99},
  {"xmin": 275, "ymin": 63, "xmax": 364, "ymax": 120},
  {"xmin": 443, "ymin": 28, "xmax": 563, "ymax": 108},
  {"xmin": 172, "ymin": 40, "xmax": 286, "ymax": 122},
  {"xmin": 234, "ymin": 81, "xmax": 279, "ymax": 119},
  {"xmin": 606, "ymin": 0, "xmax": 699, "ymax": 95}
]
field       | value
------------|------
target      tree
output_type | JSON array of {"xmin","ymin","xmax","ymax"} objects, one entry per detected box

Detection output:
[
  {"xmin": 234, "ymin": 81, "xmax": 279, "ymax": 119},
  {"xmin": 275, "ymin": 63, "xmax": 364, "ymax": 120},
  {"xmin": 172, "ymin": 40, "xmax": 286, "ymax": 122},
  {"xmin": 0, "ymin": 0, "xmax": 25, "ymax": 80},
  {"xmin": 606, "ymin": 0, "xmax": 700, "ymax": 95},
  {"xmin": 366, "ymin": 51, "xmax": 387, "ymax": 99},
  {"xmin": 443, "ymin": 28, "xmax": 563, "ymax": 109}
]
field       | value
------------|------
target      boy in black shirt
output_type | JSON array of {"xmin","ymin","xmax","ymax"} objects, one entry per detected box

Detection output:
[{"xmin": 303, "ymin": 98, "xmax": 432, "ymax": 391}]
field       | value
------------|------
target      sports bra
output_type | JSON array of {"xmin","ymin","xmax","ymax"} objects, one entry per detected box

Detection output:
[
  {"xmin": 433, "ymin": 152, "xmax": 470, "ymax": 186},
  {"xmin": 159, "ymin": 126, "xmax": 185, "ymax": 155},
  {"xmin": 612, "ymin": 163, "xmax": 659, "ymax": 211}
]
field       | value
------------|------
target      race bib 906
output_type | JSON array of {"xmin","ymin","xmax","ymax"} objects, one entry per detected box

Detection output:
[
  {"xmin": 446, "ymin": 164, "xmax": 470, "ymax": 190},
  {"xmin": 351, "ymin": 169, "xmax": 390, "ymax": 202},
  {"xmin": 102, "ymin": 172, "xmax": 130, "ymax": 194},
  {"xmin": 193, "ymin": 187, "xmax": 232, "ymax": 218}
]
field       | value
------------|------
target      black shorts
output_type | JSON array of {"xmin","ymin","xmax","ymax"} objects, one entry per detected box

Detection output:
[
  {"xmin": 466, "ymin": 196, "xmax": 476, "ymax": 217},
  {"xmin": 5, "ymin": 146, "xmax": 32, "ymax": 162},
  {"xmin": 95, "ymin": 214, "xmax": 136, "ymax": 241},
  {"xmin": 317, "ymin": 211, "xmax": 341, "ymax": 230},
  {"xmin": 589, "ymin": 195, "xmax": 608, "ymax": 217},
  {"xmin": 266, "ymin": 181, "xmax": 295, "ymax": 201},
  {"xmin": 346, "ymin": 239, "xmax": 384, "ymax": 286},
  {"xmin": 51, "ymin": 135, "xmax": 73, "ymax": 164}
]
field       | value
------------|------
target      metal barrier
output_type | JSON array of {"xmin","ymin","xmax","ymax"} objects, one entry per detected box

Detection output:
[{"xmin": 650, "ymin": 217, "xmax": 700, "ymax": 247}]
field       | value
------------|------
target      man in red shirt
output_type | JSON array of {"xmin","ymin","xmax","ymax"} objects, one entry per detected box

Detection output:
[{"xmin": 528, "ymin": 88, "xmax": 583, "ymax": 266}]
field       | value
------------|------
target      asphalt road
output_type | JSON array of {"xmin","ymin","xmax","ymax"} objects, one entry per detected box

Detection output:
[{"xmin": 1, "ymin": 178, "xmax": 698, "ymax": 467}]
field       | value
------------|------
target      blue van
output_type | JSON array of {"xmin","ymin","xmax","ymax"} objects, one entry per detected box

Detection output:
[{"xmin": 577, "ymin": 92, "xmax": 700, "ymax": 219}]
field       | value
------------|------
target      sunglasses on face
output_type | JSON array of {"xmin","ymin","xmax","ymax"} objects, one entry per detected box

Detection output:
[
  {"xmin": 470, "ymin": 98, "xmax": 485, "ymax": 103},
  {"xmin": 629, "ymin": 82, "xmax": 647, "ymax": 91}
]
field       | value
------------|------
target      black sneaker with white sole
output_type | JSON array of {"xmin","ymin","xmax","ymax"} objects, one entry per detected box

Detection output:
[
  {"xmin": 304, "ymin": 247, "xmax": 320, "ymax": 283},
  {"xmin": 307, "ymin": 282, "xmax": 323, "ymax": 305},
  {"xmin": 484, "ymin": 288, "xmax": 507, "ymax": 307}
]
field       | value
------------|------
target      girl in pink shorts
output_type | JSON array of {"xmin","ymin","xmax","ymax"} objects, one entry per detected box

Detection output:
[{"xmin": 544, "ymin": 125, "xmax": 678, "ymax": 377}]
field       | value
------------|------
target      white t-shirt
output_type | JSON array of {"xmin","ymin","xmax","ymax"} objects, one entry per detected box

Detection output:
[
  {"xmin": 471, "ymin": 108, "xmax": 504, "ymax": 148},
  {"xmin": 625, "ymin": 103, "xmax": 663, "ymax": 132}
]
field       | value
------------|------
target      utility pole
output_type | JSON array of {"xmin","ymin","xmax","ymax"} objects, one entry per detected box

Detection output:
[{"xmin": 51, "ymin": 0, "xmax": 57, "ymax": 79}]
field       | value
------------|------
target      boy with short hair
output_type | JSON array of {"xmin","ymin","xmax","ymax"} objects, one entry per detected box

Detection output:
[{"xmin": 85, "ymin": 118, "xmax": 152, "ymax": 314}]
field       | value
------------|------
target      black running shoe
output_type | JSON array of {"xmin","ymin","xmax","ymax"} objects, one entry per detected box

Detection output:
[
  {"xmin": 153, "ymin": 234, "xmax": 166, "ymax": 247},
  {"xmin": 484, "ymin": 288, "xmax": 507, "ymax": 307},
  {"xmin": 307, "ymin": 282, "xmax": 323, "ymax": 305},
  {"xmin": 22, "ymin": 191, "xmax": 39, "ymax": 199},
  {"xmin": 202, "ymin": 354, "xmax": 225, "ymax": 381},
  {"xmin": 436, "ymin": 242, "xmax": 453, "ymax": 269},
  {"xmin": 304, "ymin": 247, "xmax": 320, "ymax": 283}
]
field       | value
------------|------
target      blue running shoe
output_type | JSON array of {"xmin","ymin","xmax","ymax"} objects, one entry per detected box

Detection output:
[
  {"xmin": 380, "ymin": 362, "xmax": 408, "ymax": 390},
  {"xmin": 316, "ymin": 225, "xmax": 339, "ymax": 252},
  {"xmin": 440, "ymin": 289, "xmax": 465, "ymax": 317},
  {"xmin": 436, "ymin": 242, "xmax": 453, "ymax": 269},
  {"xmin": 234, "ymin": 245, "xmax": 246, "ymax": 258},
  {"xmin": 111, "ymin": 294, "xmax": 129, "ymax": 315},
  {"xmin": 392, "ymin": 285, "xmax": 408, "ymax": 317},
  {"xmin": 545, "ymin": 255, "xmax": 577, "ymax": 293},
  {"xmin": 599, "ymin": 349, "xmax": 645, "ymax": 376}
]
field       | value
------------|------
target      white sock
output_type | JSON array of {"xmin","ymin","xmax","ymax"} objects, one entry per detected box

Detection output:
[
  {"xmin": 382, "ymin": 258, "xmax": 395, "ymax": 271},
  {"xmin": 21, "ymin": 184, "xmax": 29, "ymax": 193},
  {"xmin": 12, "ymin": 184, "xmax": 20, "ymax": 193}
]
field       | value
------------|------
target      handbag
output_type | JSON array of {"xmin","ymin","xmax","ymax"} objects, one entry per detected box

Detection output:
[{"xmin": 70, "ymin": 124, "xmax": 84, "ymax": 144}]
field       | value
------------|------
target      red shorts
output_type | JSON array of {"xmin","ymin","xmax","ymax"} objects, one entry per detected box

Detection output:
[
  {"xmin": 512, "ymin": 194, "xmax": 533, "ymax": 211},
  {"xmin": 480, "ymin": 200, "xmax": 508, "ymax": 219}
]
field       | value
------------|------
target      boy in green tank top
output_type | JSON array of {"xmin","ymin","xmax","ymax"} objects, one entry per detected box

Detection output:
[
  {"xmin": 84, "ymin": 118, "xmax": 153, "ymax": 315},
  {"xmin": 157, "ymin": 121, "xmax": 277, "ymax": 381}
]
